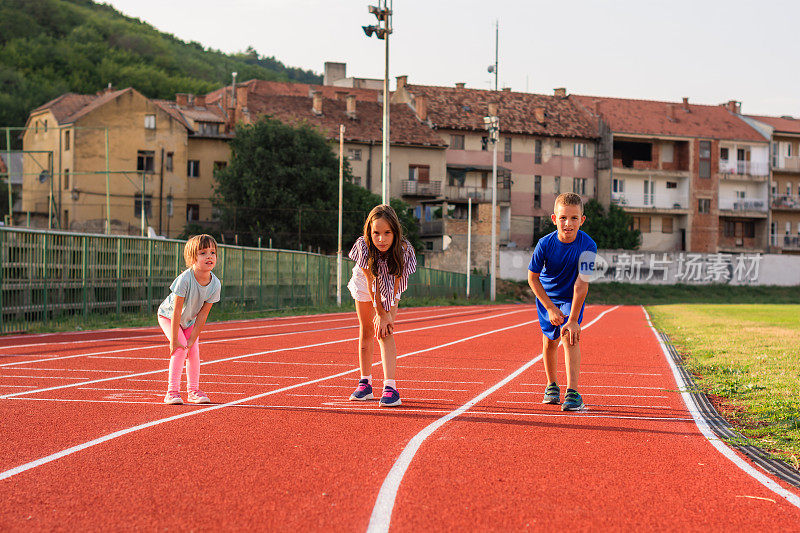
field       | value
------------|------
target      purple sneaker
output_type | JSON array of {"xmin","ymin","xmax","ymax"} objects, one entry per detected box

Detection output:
[
  {"xmin": 349, "ymin": 379, "xmax": 373, "ymax": 401},
  {"xmin": 379, "ymin": 386, "xmax": 401, "ymax": 407}
]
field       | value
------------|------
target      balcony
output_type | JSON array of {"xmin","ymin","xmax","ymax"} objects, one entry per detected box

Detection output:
[
  {"xmin": 443, "ymin": 185, "xmax": 510, "ymax": 203},
  {"xmin": 718, "ymin": 160, "xmax": 769, "ymax": 180},
  {"xmin": 771, "ymin": 195, "xmax": 800, "ymax": 210},
  {"xmin": 771, "ymin": 234, "xmax": 800, "ymax": 250},
  {"xmin": 718, "ymin": 197, "xmax": 768, "ymax": 217},
  {"xmin": 401, "ymin": 179, "xmax": 442, "ymax": 197},
  {"xmin": 419, "ymin": 219, "xmax": 444, "ymax": 236},
  {"xmin": 611, "ymin": 193, "xmax": 688, "ymax": 212},
  {"xmin": 772, "ymin": 156, "xmax": 800, "ymax": 172}
]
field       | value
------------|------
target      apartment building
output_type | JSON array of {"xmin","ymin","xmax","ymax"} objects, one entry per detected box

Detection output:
[
  {"xmin": 743, "ymin": 114, "xmax": 800, "ymax": 254},
  {"xmin": 207, "ymin": 80, "xmax": 448, "ymax": 203},
  {"xmin": 21, "ymin": 87, "xmax": 230, "ymax": 237},
  {"xmin": 392, "ymin": 79, "xmax": 598, "ymax": 271},
  {"xmin": 574, "ymin": 96, "xmax": 769, "ymax": 253}
]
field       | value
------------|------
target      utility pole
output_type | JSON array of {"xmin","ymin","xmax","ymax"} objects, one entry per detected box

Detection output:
[
  {"xmin": 484, "ymin": 114, "xmax": 499, "ymax": 301},
  {"xmin": 337, "ymin": 124, "xmax": 345, "ymax": 306}
]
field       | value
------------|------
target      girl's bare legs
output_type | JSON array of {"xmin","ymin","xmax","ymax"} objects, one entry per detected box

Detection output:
[
  {"xmin": 542, "ymin": 334, "xmax": 560, "ymax": 385},
  {"xmin": 376, "ymin": 307, "xmax": 398, "ymax": 381},
  {"xmin": 355, "ymin": 300, "xmax": 376, "ymax": 377}
]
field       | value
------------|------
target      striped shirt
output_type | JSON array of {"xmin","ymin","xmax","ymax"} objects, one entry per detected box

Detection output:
[{"xmin": 348, "ymin": 236, "xmax": 417, "ymax": 311}]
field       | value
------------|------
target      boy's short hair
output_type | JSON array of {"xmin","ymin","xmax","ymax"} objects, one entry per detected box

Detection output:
[
  {"xmin": 184, "ymin": 234, "xmax": 218, "ymax": 267},
  {"xmin": 554, "ymin": 192, "xmax": 584, "ymax": 214}
]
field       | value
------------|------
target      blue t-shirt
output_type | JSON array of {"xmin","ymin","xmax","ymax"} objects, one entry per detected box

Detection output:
[{"xmin": 528, "ymin": 230, "xmax": 597, "ymax": 303}]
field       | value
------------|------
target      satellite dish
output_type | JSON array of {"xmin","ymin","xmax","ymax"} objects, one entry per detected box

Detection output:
[
  {"xmin": 487, "ymin": 65, "xmax": 495, "ymax": 74},
  {"xmin": 38, "ymin": 171, "xmax": 50, "ymax": 183},
  {"xmin": 442, "ymin": 234, "xmax": 452, "ymax": 251}
]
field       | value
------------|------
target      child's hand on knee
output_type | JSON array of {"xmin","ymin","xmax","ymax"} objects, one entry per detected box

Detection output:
[{"xmin": 548, "ymin": 307, "xmax": 566, "ymax": 326}]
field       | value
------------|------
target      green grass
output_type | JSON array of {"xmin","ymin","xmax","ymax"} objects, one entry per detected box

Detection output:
[{"xmin": 648, "ymin": 304, "xmax": 800, "ymax": 471}]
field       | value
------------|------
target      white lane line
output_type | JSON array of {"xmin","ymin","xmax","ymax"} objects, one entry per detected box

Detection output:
[
  {"xmin": 127, "ymin": 379, "xmax": 282, "ymax": 386},
  {"xmin": 397, "ymin": 365, "xmax": 506, "ymax": 371},
  {"xmin": 365, "ymin": 306, "xmax": 618, "ymax": 533},
  {"xmin": 0, "ymin": 375, "xmax": 88, "ymax": 380},
  {"xmin": 76, "ymin": 387, "xmax": 248, "ymax": 395},
  {"xmin": 288, "ymin": 394, "xmax": 457, "ymax": 402},
  {"xmin": 518, "ymin": 383, "xmax": 670, "ymax": 390},
  {"xmin": 231, "ymin": 361, "xmax": 353, "ymax": 366},
  {"xmin": 643, "ymin": 307, "xmax": 800, "ymax": 509},
  {"xmin": 318, "ymin": 385, "xmax": 469, "ymax": 392},
  {"xmin": 0, "ymin": 306, "xmax": 482, "ymax": 360},
  {"xmin": 6, "ymin": 367, "xmax": 130, "ymax": 373},
  {"xmin": 1, "ymin": 309, "xmax": 527, "ymax": 400},
  {"xmin": 0, "ymin": 309, "xmax": 536, "ymax": 481},
  {"xmin": 579, "ymin": 371, "xmax": 664, "ymax": 376},
  {"xmin": 0, "ymin": 385, "xmax": 36, "ymax": 388},
  {"xmin": 5, "ymin": 396, "xmax": 695, "ymax": 422}
]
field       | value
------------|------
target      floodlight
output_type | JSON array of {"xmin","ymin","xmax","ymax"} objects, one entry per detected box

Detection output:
[
  {"xmin": 363, "ymin": 25, "xmax": 376, "ymax": 37},
  {"xmin": 368, "ymin": 5, "xmax": 380, "ymax": 15}
]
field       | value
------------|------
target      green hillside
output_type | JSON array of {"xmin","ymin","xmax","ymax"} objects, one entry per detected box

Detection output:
[{"xmin": 0, "ymin": 0, "xmax": 321, "ymax": 131}]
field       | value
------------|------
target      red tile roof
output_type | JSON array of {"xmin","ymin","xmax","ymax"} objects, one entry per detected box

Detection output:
[
  {"xmin": 205, "ymin": 79, "xmax": 382, "ymax": 107},
  {"xmin": 242, "ymin": 93, "xmax": 446, "ymax": 147},
  {"xmin": 573, "ymin": 95, "xmax": 767, "ymax": 142},
  {"xmin": 403, "ymin": 84, "xmax": 598, "ymax": 140},
  {"xmin": 30, "ymin": 93, "xmax": 99, "ymax": 124},
  {"xmin": 747, "ymin": 114, "xmax": 800, "ymax": 135}
]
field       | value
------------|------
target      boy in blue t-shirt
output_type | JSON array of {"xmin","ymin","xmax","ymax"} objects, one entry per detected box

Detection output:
[{"xmin": 528, "ymin": 193, "xmax": 597, "ymax": 411}]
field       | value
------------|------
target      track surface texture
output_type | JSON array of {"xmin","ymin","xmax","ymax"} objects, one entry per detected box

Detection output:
[{"xmin": 1, "ymin": 304, "xmax": 799, "ymax": 532}]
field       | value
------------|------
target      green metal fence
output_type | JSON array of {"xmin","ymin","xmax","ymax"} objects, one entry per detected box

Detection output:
[{"xmin": 0, "ymin": 227, "xmax": 488, "ymax": 334}]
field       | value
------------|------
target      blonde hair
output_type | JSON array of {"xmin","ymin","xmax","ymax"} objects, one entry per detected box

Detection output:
[
  {"xmin": 362, "ymin": 204, "xmax": 404, "ymax": 277},
  {"xmin": 554, "ymin": 192, "xmax": 584, "ymax": 214},
  {"xmin": 184, "ymin": 234, "xmax": 218, "ymax": 268}
]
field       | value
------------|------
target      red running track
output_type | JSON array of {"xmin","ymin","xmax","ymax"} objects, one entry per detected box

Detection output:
[{"xmin": 1, "ymin": 304, "xmax": 798, "ymax": 531}]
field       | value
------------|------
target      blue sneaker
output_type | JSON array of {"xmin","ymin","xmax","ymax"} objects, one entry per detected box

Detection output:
[
  {"xmin": 542, "ymin": 382, "xmax": 560, "ymax": 404},
  {"xmin": 379, "ymin": 386, "xmax": 402, "ymax": 407},
  {"xmin": 349, "ymin": 379, "xmax": 373, "ymax": 401},
  {"xmin": 561, "ymin": 389, "xmax": 585, "ymax": 411}
]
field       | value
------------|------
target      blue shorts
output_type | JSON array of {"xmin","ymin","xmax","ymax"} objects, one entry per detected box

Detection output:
[{"xmin": 536, "ymin": 299, "xmax": 585, "ymax": 340}]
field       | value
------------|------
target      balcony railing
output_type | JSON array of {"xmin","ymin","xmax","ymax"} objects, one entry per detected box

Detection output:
[
  {"xmin": 419, "ymin": 219, "xmax": 444, "ymax": 236},
  {"xmin": 772, "ymin": 156, "xmax": 800, "ymax": 172},
  {"xmin": 401, "ymin": 179, "xmax": 442, "ymax": 197},
  {"xmin": 718, "ymin": 198, "xmax": 767, "ymax": 211},
  {"xmin": 771, "ymin": 195, "xmax": 800, "ymax": 209},
  {"xmin": 611, "ymin": 193, "xmax": 687, "ymax": 210},
  {"xmin": 718, "ymin": 160, "xmax": 769, "ymax": 177},
  {"xmin": 770, "ymin": 234, "xmax": 800, "ymax": 249},
  {"xmin": 443, "ymin": 185, "xmax": 510, "ymax": 203}
]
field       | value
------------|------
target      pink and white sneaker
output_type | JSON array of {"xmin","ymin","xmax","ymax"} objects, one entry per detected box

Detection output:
[
  {"xmin": 164, "ymin": 391, "xmax": 183, "ymax": 405},
  {"xmin": 187, "ymin": 390, "xmax": 211, "ymax": 404}
]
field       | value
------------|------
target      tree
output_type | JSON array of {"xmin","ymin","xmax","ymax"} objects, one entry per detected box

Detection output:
[
  {"xmin": 213, "ymin": 116, "xmax": 421, "ymax": 253},
  {"xmin": 581, "ymin": 199, "xmax": 640, "ymax": 249}
]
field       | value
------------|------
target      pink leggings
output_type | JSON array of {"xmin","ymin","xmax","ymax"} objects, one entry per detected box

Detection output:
[{"xmin": 158, "ymin": 315, "xmax": 201, "ymax": 392}]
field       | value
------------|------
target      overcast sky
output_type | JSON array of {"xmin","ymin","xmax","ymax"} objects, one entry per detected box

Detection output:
[{"xmin": 102, "ymin": 0, "xmax": 800, "ymax": 117}]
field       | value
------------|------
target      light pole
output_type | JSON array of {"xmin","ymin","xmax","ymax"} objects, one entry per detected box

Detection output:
[
  {"xmin": 484, "ymin": 114, "xmax": 499, "ymax": 301},
  {"xmin": 363, "ymin": 0, "xmax": 392, "ymax": 204}
]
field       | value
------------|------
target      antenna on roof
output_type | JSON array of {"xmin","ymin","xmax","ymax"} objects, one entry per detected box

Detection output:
[{"xmin": 486, "ymin": 20, "xmax": 498, "ymax": 91}]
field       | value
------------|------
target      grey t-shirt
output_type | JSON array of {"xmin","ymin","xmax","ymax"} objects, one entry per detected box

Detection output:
[{"xmin": 157, "ymin": 269, "xmax": 221, "ymax": 328}]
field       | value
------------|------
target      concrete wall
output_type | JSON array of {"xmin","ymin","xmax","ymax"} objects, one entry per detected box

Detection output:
[{"xmin": 500, "ymin": 248, "xmax": 800, "ymax": 285}]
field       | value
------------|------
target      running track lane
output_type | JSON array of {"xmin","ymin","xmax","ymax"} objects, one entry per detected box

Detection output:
[{"xmin": 1, "ymin": 305, "xmax": 799, "ymax": 530}]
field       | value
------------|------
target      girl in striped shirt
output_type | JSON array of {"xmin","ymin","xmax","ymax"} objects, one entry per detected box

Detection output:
[{"xmin": 346, "ymin": 204, "xmax": 417, "ymax": 406}]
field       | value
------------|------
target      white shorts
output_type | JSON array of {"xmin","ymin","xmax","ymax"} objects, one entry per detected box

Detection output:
[{"xmin": 347, "ymin": 265, "xmax": 401, "ymax": 306}]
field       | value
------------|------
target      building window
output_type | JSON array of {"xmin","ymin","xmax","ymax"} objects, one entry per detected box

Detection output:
[
  {"xmin": 553, "ymin": 176, "xmax": 561, "ymax": 194},
  {"xmin": 662, "ymin": 216, "xmax": 673, "ymax": 234},
  {"xmin": 425, "ymin": 240, "xmax": 433, "ymax": 251},
  {"xmin": 698, "ymin": 198, "xmax": 711, "ymax": 213},
  {"xmin": 573, "ymin": 177, "xmax": 587, "ymax": 195},
  {"xmin": 450, "ymin": 135, "xmax": 465, "ymax": 150},
  {"xmin": 166, "ymin": 195, "xmax": 174, "ymax": 217},
  {"xmin": 408, "ymin": 164, "xmax": 430, "ymax": 182},
  {"xmin": 144, "ymin": 114, "xmax": 156, "ymax": 130},
  {"xmin": 574, "ymin": 143, "xmax": 587, "ymax": 157},
  {"xmin": 534, "ymin": 140, "xmax": 542, "ymax": 164},
  {"xmin": 347, "ymin": 148, "xmax": 362, "ymax": 161},
  {"xmin": 63, "ymin": 169, "xmax": 70, "ymax": 190},
  {"xmin": 631, "ymin": 216, "xmax": 651, "ymax": 233},
  {"xmin": 720, "ymin": 147, "xmax": 729, "ymax": 161},
  {"xmin": 481, "ymin": 137, "xmax": 489, "ymax": 151},
  {"xmin": 187, "ymin": 160, "xmax": 200, "ymax": 178},
  {"xmin": 134, "ymin": 194, "xmax": 153, "ymax": 218},
  {"xmin": 197, "ymin": 122, "xmax": 219, "ymax": 135},
  {"xmin": 213, "ymin": 161, "xmax": 227, "ymax": 175},
  {"xmin": 787, "ymin": 182, "xmax": 793, "ymax": 196},
  {"xmin": 504, "ymin": 137, "xmax": 512, "ymax": 162},
  {"xmin": 186, "ymin": 204, "xmax": 200, "ymax": 221},
  {"xmin": 448, "ymin": 169, "xmax": 466, "ymax": 187},
  {"xmin": 699, "ymin": 140, "xmax": 711, "ymax": 178},
  {"xmin": 64, "ymin": 130, "xmax": 71, "ymax": 151},
  {"xmin": 137, "ymin": 150, "xmax": 155, "ymax": 173},
  {"xmin": 612, "ymin": 178, "xmax": 624, "ymax": 193},
  {"xmin": 666, "ymin": 181, "xmax": 677, "ymax": 189},
  {"xmin": 534, "ymin": 175, "xmax": 541, "ymax": 208},
  {"xmin": 63, "ymin": 209, "xmax": 69, "ymax": 230},
  {"xmin": 165, "ymin": 152, "xmax": 173, "ymax": 172}
]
